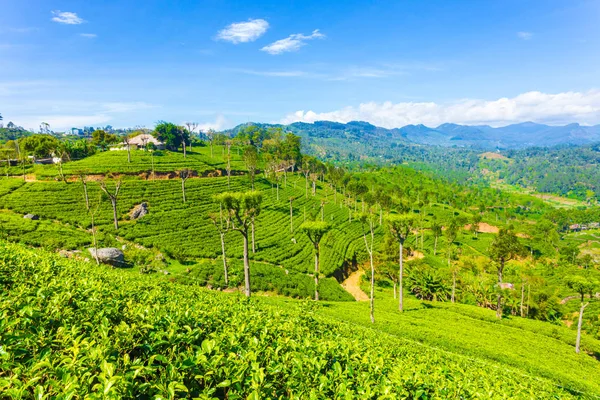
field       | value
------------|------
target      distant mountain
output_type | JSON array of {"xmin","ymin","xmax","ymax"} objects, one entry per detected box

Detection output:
[{"xmin": 225, "ymin": 120, "xmax": 600, "ymax": 151}]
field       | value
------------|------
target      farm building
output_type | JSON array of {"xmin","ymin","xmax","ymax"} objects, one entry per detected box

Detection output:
[{"xmin": 111, "ymin": 133, "xmax": 165, "ymax": 151}]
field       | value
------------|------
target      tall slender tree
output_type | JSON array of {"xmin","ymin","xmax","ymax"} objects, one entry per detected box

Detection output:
[
  {"xmin": 99, "ymin": 180, "xmax": 122, "ymax": 230},
  {"xmin": 216, "ymin": 191, "xmax": 262, "ymax": 297},
  {"xmin": 386, "ymin": 214, "xmax": 415, "ymax": 312},
  {"xmin": 300, "ymin": 221, "xmax": 330, "ymax": 301},
  {"xmin": 489, "ymin": 228, "xmax": 524, "ymax": 318},
  {"xmin": 243, "ymin": 145, "xmax": 258, "ymax": 190},
  {"xmin": 360, "ymin": 212, "xmax": 378, "ymax": 323},
  {"xmin": 178, "ymin": 169, "xmax": 191, "ymax": 203},
  {"xmin": 567, "ymin": 275, "xmax": 597, "ymax": 354}
]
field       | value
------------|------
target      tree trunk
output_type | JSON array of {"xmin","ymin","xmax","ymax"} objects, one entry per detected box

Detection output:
[
  {"xmin": 82, "ymin": 180, "xmax": 89, "ymax": 210},
  {"xmin": 127, "ymin": 145, "xmax": 131, "ymax": 163},
  {"xmin": 434, "ymin": 236, "xmax": 438, "ymax": 256},
  {"xmin": 91, "ymin": 212, "xmax": 99, "ymax": 265},
  {"xmin": 399, "ymin": 242, "xmax": 404, "ymax": 312},
  {"xmin": 276, "ymin": 180, "xmax": 279, "ymax": 201},
  {"xmin": 369, "ymin": 245, "xmax": 375, "ymax": 323},
  {"xmin": 393, "ymin": 281, "xmax": 397, "ymax": 299},
  {"xmin": 520, "ymin": 281, "xmax": 525, "ymax": 317},
  {"xmin": 576, "ymin": 302, "xmax": 589, "ymax": 353},
  {"xmin": 251, "ymin": 217, "xmax": 256, "ymax": 254},
  {"xmin": 451, "ymin": 270, "xmax": 456, "ymax": 303},
  {"xmin": 496, "ymin": 262, "xmax": 504, "ymax": 318},
  {"xmin": 183, "ymin": 141, "xmax": 187, "ymax": 158},
  {"xmin": 314, "ymin": 244, "xmax": 319, "ymax": 301},
  {"xmin": 243, "ymin": 232, "xmax": 251, "ymax": 297},
  {"xmin": 111, "ymin": 199, "xmax": 118, "ymax": 230},
  {"xmin": 220, "ymin": 232, "xmax": 228, "ymax": 285}
]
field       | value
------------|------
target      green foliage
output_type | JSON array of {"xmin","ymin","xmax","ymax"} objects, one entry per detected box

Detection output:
[
  {"xmin": 0, "ymin": 241, "xmax": 587, "ymax": 398},
  {"xmin": 19, "ymin": 134, "xmax": 61, "ymax": 158},
  {"xmin": 489, "ymin": 228, "xmax": 524, "ymax": 267},
  {"xmin": 91, "ymin": 129, "xmax": 119, "ymax": 151},
  {"xmin": 299, "ymin": 221, "xmax": 331, "ymax": 245},
  {"xmin": 154, "ymin": 121, "xmax": 188, "ymax": 151}
]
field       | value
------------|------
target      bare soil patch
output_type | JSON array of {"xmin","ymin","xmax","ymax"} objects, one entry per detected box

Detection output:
[{"xmin": 342, "ymin": 270, "xmax": 369, "ymax": 302}]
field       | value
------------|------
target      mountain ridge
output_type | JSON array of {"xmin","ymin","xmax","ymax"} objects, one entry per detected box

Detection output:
[{"xmin": 225, "ymin": 120, "xmax": 600, "ymax": 150}]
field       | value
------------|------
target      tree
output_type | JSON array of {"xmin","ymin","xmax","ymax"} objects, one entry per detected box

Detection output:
[
  {"xmin": 431, "ymin": 217, "xmax": 442, "ymax": 256},
  {"xmin": 360, "ymin": 212, "xmax": 378, "ymax": 323},
  {"xmin": 386, "ymin": 214, "xmax": 415, "ymax": 312},
  {"xmin": 299, "ymin": 221, "xmax": 331, "ymax": 301},
  {"xmin": 91, "ymin": 130, "xmax": 118, "ymax": 151},
  {"xmin": 179, "ymin": 169, "xmax": 191, "ymax": 203},
  {"xmin": 489, "ymin": 228, "xmax": 524, "ymax": 318},
  {"xmin": 122, "ymin": 134, "xmax": 135, "ymax": 163},
  {"xmin": 206, "ymin": 129, "xmax": 215, "ymax": 157},
  {"xmin": 40, "ymin": 122, "xmax": 50, "ymax": 134},
  {"xmin": 184, "ymin": 122, "xmax": 198, "ymax": 152},
  {"xmin": 215, "ymin": 191, "xmax": 263, "ymax": 297},
  {"xmin": 20, "ymin": 134, "xmax": 60, "ymax": 158},
  {"xmin": 154, "ymin": 121, "xmax": 188, "ymax": 152},
  {"xmin": 470, "ymin": 214, "xmax": 482, "ymax": 238},
  {"xmin": 99, "ymin": 180, "xmax": 122, "ymax": 230},
  {"xmin": 243, "ymin": 145, "xmax": 258, "ymax": 190},
  {"xmin": 567, "ymin": 275, "xmax": 597, "ymax": 353},
  {"xmin": 444, "ymin": 217, "xmax": 460, "ymax": 269}
]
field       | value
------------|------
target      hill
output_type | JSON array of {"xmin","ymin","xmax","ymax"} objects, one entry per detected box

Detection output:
[{"xmin": 1, "ymin": 240, "xmax": 598, "ymax": 397}]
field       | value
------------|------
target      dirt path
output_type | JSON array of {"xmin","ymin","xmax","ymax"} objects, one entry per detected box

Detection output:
[{"xmin": 342, "ymin": 270, "xmax": 369, "ymax": 302}]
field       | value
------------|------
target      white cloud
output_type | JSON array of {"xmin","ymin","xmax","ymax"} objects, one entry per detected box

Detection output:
[
  {"xmin": 198, "ymin": 115, "xmax": 229, "ymax": 131},
  {"xmin": 261, "ymin": 29, "xmax": 324, "ymax": 55},
  {"xmin": 79, "ymin": 33, "xmax": 97, "ymax": 38},
  {"xmin": 517, "ymin": 31, "xmax": 533, "ymax": 40},
  {"xmin": 216, "ymin": 19, "xmax": 269, "ymax": 44},
  {"xmin": 51, "ymin": 11, "xmax": 85, "ymax": 25},
  {"xmin": 280, "ymin": 90, "xmax": 600, "ymax": 128}
]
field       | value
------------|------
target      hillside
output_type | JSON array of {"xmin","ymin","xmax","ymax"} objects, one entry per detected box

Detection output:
[
  {"xmin": 1, "ymin": 138, "xmax": 600, "ymax": 397},
  {"xmin": 1, "ymin": 241, "xmax": 598, "ymax": 397}
]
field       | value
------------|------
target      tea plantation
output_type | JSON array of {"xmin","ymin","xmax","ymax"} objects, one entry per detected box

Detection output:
[{"xmin": 0, "ymin": 241, "xmax": 591, "ymax": 398}]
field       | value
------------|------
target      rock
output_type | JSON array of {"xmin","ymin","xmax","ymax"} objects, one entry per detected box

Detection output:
[
  {"xmin": 129, "ymin": 202, "xmax": 148, "ymax": 220},
  {"xmin": 23, "ymin": 214, "xmax": 40, "ymax": 220},
  {"xmin": 88, "ymin": 247, "xmax": 125, "ymax": 267}
]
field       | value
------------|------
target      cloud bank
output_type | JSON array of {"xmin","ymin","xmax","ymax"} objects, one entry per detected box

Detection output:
[
  {"xmin": 216, "ymin": 19, "xmax": 269, "ymax": 44},
  {"xmin": 261, "ymin": 29, "xmax": 324, "ymax": 55},
  {"xmin": 280, "ymin": 90, "xmax": 600, "ymax": 128}
]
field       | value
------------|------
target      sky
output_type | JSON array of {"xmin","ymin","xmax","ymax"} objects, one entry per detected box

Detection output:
[{"xmin": 1, "ymin": 0, "xmax": 600, "ymax": 132}]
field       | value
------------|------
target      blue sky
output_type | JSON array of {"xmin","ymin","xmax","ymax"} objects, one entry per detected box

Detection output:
[{"xmin": 1, "ymin": 0, "xmax": 599, "ymax": 131}]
